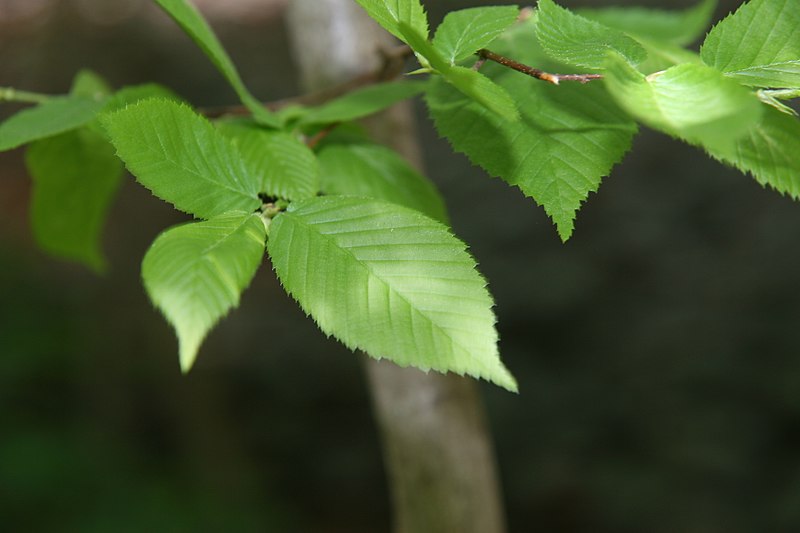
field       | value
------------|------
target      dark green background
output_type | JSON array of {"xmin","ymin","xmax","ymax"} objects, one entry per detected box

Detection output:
[{"xmin": 2, "ymin": 1, "xmax": 799, "ymax": 531}]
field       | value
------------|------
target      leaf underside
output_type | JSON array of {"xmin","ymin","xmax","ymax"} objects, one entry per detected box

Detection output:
[
  {"xmin": 603, "ymin": 54, "xmax": 763, "ymax": 153},
  {"xmin": 268, "ymin": 196, "xmax": 517, "ymax": 391},
  {"xmin": 142, "ymin": 211, "xmax": 267, "ymax": 371}
]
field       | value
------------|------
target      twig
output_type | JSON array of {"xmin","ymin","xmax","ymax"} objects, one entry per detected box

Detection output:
[
  {"xmin": 305, "ymin": 122, "xmax": 340, "ymax": 149},
  {"xmin": 476, "ymin": 49, "xmax": 603, "ymax": 85},
  {"xmin": 202, "ymin": 44, "xmax": 413, "ymax": 118},
  {"xmin": 0, "ymin": 87, "xmax": 53, "ymax": 104}
]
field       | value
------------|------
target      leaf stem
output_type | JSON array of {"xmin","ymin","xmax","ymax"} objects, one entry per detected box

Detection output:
[
  {"xmin": 762, "ymin": 88, "xmax": 800, "ymax": 100},
  {"xmin": 475, "ymin": 49, "xmax": 603, "ymax": 85},
  {"xmin": 0, "ymin": 87, "xmax": 53, "ymax": 104}
]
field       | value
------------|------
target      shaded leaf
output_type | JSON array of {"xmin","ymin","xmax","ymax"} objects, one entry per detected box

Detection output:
[
  {"xmin": 103, "ymin": 98, "xmax": 261, "ymax": 218},
  {"xmin": 143, "ymin": 211, "xmax": 267, "ymax": 371},
  {"xmin": 70, "ymin": 69, "xmax": 112, "ymax": 100},
  {"xmin": 268, "ymin": 196, "xmax": 516, "ymax": 391},
  {"xmin": 578, "ymin": 0, "xmax": 716, "ymax": 46},
  {"xmin": 536, "ymin": 0, "xmax": 647, "ymax": 69},
  {"xmin": 432, "ymin": 6, "xmax": 520, "ymax": 64},
  {"xmin": 317, "ymin": 142, "xmax": 447, "ymax": 223},
  {"xmin": 153, "ymin": 0, "xmax": 279, "ymax": 126},
  {"xmin": 0, "ymin": 96, "xmax": 105, "ymax": 152},
  {"xmin": 218, "ymin": 121, "xmax": 320, "ymax": 200},
  {"xmin": 426, "ymin": 23, "xmax": 636, "ymax": 241},
  {"xmin": 25, "ymin": 128, "xmax": 123, "ymax": 272},
  {"xmin": 102, "ymin": 84, "xmax": 182, "ymax": 115},
  {"xmin": 701, "ymin": 0, "xmax": 800, "ymax": 88},
  {"xmin": 298, "ymin": 81, "xmax": 427, "ymax": 126}
]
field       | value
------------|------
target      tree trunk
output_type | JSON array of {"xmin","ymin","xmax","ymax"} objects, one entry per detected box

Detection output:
[{"xmin": 285, "ymin": 3, "xmax": 507, "ymax": 532}]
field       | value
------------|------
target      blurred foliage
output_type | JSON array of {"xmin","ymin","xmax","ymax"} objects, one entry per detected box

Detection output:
[{"xmin": 2, "ymin": 0, "xmax": 800, "ymax": 532}]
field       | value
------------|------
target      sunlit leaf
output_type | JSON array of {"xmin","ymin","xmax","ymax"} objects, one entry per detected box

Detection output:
[
  {"xmin": 103, "ymin": 98, "xmax": 261, "ymax": 218},
  {"xmin": 142, "ymin": 211, "xmax": 267, "ymax": 371},
  {"xmin": 701, "ymin": 0, "xmax": 800, "ymax": 88},
  {"xmin": 268, "ymin": 195, "xmax": 516, "ymax": 391}
]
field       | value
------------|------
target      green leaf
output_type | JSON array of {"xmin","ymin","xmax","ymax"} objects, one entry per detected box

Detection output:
[
  {"xmin": 142, "ymin": 211, "xmax": 267, "ymax": 371},
  {"xmin": 25, "ymin": 128, "xmax": 123, "ymax": 272},
  {"xmin": 603, "ymin": 54, "xmax": 763, "ymax": 152},
  {"xmin": 400, "ymin": 23, "xmax": 519, "ymax": 121},
  {"xmin": 536, "ymin": 0, "xmax": 647, "ymax": 69},
  {"xmin": 426, "ymin": 36, "xmax": 636, "ymax": 241},
  {"xmin": 354, "ymin": 0, "xmax": 429, "ymax": 43},
  {"xmin": 70, "ymin": 69, "xmax": 112, "ymax": 100},
  {"xmin": 297, "ymin": 81, "xmax": 427, "ymax": 126},
  {"xmin": 267, "ymin": 196, "xmax": 516, "ymax": 391},
  {"xmin": 103, "ymin": 98, "xmax": 261, "ymax": 219},
  {"xmin": 217, "ymin": 121, "xmax": 320, "ymax": 200},
  {"xmin": 153, "ymin": 0, "xmax": 279, "ymax": 127},
  {"xmin": 701, "ymin": 0, "xmax": 800, "ymax": 88},
  {"xmin": 432, "ymin": 6, "xmax": 520, "ymax": 64},
  {"xmin": 317, "ymin": 143, "xmax": 448, "ymax": 223},
  {"xmin": 706, "ymin": 106, "xmax": 800, "ymax": 198},
  {"xmin": 577, "ymin": 0, "xmax": 717, "ymax": 46},
  {"xmin": 0, "ymin": 96, "xmax": 106, "ymax": 152},
  {"xmin": 102, "ymin": 83, "xmax": 182, "ymax": 115}
]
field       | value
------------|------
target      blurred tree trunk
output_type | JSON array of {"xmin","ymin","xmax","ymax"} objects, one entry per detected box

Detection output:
[{"xmin": 286, "ymin": 3, "xmax": 506, "ymax": 532}]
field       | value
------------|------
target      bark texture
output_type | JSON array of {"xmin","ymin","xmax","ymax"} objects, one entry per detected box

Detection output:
[{"xmin": 285, "ymin": 3, "xmax": 506, "ymax": 532}]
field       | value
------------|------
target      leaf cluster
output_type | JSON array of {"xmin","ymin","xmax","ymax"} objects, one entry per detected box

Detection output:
[{"xmin": 2, "ymin": 0, "xmax": 799, "ymax": 391}]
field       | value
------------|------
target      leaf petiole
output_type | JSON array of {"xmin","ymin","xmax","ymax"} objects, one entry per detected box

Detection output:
[{"xmin": 0, "ymin": 87, "xmax": 54, "ymax": 104}]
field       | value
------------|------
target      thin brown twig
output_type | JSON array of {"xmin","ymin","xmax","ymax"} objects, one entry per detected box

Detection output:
[
  {"xmin": 476, "ymin": 49, "xmax": 603, "ymax": 85},
  {"xmin": 201, "ymin": 44, "xmax": 413, "ymax": 118}
]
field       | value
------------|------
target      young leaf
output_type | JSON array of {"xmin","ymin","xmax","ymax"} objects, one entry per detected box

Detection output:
[
  {"xmin": 577, "ymin": 0, "xmax": 717, "ymax": 46},
  {"xmin": 153, "ymin": 0, "xmax": 279, "ymax": 127},
  {"xmin": 706, "ymin": 106, "xmax": 800, "ymax": 198},
  {"xmin": 536, "ymin": 0, "xmax": 647, "ymax": 69},
  {"xmin": 0, "ymin": 96, "xmax": 105, "ymax": 152},
  {"xmin": 297, "ymin": 81, "xmax": 427, "ymax": 127},
  {"xmin": 267, "ymin": 196, "xmax": 516, "ymax": 391},
  {"xmin": 142, "ymin": 211, "xmax": 267, "ymax": 371},
  {"xmin": 400, "ymin": 23, "xmax": 519, "ymax": 121},
  {"xmin": 103, "ymin": 98, "xmax": 261, "ymax": 219},
  {"xmin": 603, "ymin": 54, "xmax": 763, "ymax": 153},
  {"xmin": 432, "ymin": 6, "xmax": 520, "ymax": 65},
  {"xmin": 317, "ymin": 142, "xmax": 448, "ymax": 223},
  {"xmin": 354, "ymin": 0, "xmax": 429, "ymax": 44},
  {"xmin": 217, "ymin": 121, "xmax": 320, "ymax": 200},
  {"xmin": 25, "ymin": 128, "xmax": 123, "ymax": 272},
  {"xmin": 701, "ymin": 0, "xmax": 800, "ymax": 88}
]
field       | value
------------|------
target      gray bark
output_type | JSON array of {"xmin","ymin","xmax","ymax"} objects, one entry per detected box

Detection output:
[{"xmin": 285, "ymin": 3, "xmax": 506, "ymax": 532}]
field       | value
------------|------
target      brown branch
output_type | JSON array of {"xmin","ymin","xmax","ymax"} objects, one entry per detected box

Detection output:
[
  {"xmin": 202, "ymin": 44, "xmax": 413, "ymax": 119},
  {"xmin": 476, "ymin": 48, "xmax": 603, "ymax": 85}
]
